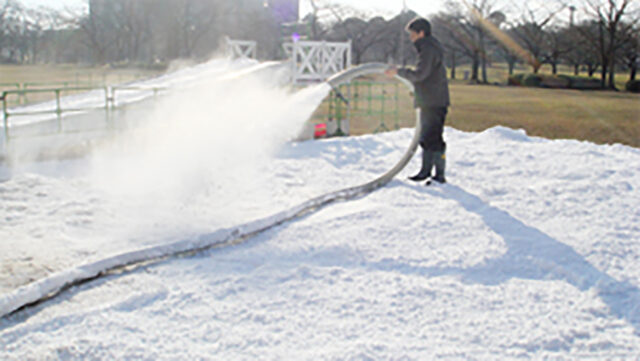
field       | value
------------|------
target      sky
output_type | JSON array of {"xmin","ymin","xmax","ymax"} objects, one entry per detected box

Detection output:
[
  {"xmin": 307, "ymin": 0, "xmax": 447, "ymax": 17},
  {"xmin": 19, "ymin": 0, "xmax": 446, "ymax": 18},
  {"xmin": 18, "ymin": 0, "xmax": 594, "ymax": 25}
]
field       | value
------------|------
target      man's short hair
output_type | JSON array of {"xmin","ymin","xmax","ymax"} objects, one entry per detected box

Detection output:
[{"xmin": 406, "ymin": 17, "xmax": 431, "ymax": 37}]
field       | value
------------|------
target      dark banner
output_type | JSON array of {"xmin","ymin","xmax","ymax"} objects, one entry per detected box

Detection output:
[{"xmin": 268, "ymin": 0, "xmax": 299, "ymax": 24}]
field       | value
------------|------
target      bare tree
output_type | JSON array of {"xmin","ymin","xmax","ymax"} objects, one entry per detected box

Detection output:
[
  {"xmin": 433, "ymin": 5, "xmax": 484, "ymax": 82},
  {"xmin": 583, "ymin": 0, "xmax": 638, "ymax": 89},
  {"xmin": 469, "ymin": 0, "xmax": 500, "ymax": 82},
  {"xmin": 510, "ymin": 4, "xmax": 565, "ymax": 73},
  {"xmin": 304, "ymin": 0, "xmax": 338, "ymax": 40},
  {"xmin": 176, "ymin": 0, "xmax": 221, "ymax": 58},
  {"xmin": 561, "ymin": 23, "xmax": 587, "ymax": 75},
  {"xmin": 621, "ymin": 24, "xmax": 639, "ymax": 80},
  {"xmin": 70, "ymin": 0, "xmax": 232, "ymax": 64},
  {"xmin": 73, "ymin": 1, "xmax": 112, "ymax": 64},
  {"xmin": 438, "ymin": 0, "xmax": 502, "ymax": 83},
  {"xmin": 0, "ymin": 0, "xmax": 28, "ymax": 63},
  {"xmin": 0, "ymin": 1, "xmax": 12, "ymax": 61},
  {"xmin": 492, "ymin": 25, "xmax": 522, "ymax": 75},
  {"xmin": 431, "ymin": 12, "xmax": 474, "ymax": 80},
  {"xmin": 384, "ymin": 10, "xmax": 418, "ymax": 65},
  {"xmin": 574, "ymin": 20, "xmax": 605, "ymax": 76},
  {"xmin": 114, "ymin": 0, "xmax": 148, "ymax": 62},
  {"xmin": 21, "ymin": 8, "xmax": 44, "ymax": 63},
  {"xmin": 545, "ymin": 25, "xmax": 573, "ymax": 74},
  {"xmin": 326, "ymin": 14, "xmax": 390, "ymax": 64}
]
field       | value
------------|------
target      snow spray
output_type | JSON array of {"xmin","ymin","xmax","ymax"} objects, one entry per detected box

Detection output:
[{"xmin": 88, "ymin": 60, "xmax": 331, "ymax": 229}]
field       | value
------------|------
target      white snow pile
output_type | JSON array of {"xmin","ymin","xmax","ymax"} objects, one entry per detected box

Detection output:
[
  {"xmin": 0, "ymin": 58, "xmax": 330, "ymax": 316},
  {"xmin": 1, "ymin": 122, "xmax": 639, "ymax": 359}
]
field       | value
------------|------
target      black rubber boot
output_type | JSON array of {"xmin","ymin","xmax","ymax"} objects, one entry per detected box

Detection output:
[
  {"xmin": 409, "ymin": 150, "xmax": 435, "ymax": 182},
  {"xmin": 432, "ymin": 150, "xmax": 446, "ymax": 183}
]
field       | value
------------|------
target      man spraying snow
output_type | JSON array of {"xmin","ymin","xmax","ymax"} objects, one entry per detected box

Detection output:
[{"xmin": 385, "ymin": 17, "xmax": 450, "ymax": 184}]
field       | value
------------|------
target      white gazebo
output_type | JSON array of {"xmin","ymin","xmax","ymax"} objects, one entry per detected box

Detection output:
[
  {"xmin": 284, "ymin": 40, "xmax": 353, "ymax": 138},
  {"xmin": 283, "ymin": 40, "xmax": 352, "ymax": 84},
  {"xmin": 225, "ymin": 38, "xmax": 257, "ymax": 60}
]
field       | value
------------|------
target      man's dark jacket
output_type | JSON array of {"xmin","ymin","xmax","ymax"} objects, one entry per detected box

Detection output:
[{"xmin": 398, "ymin": 36, "xmax": 450, "ymax": 109}]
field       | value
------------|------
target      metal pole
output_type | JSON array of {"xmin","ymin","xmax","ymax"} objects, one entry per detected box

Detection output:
[
  {"xmin": 373, "ymin": 83, "xmax": 390, "ymax": 133},
  {"xmin": 105, "ymin": 87, "xmax": 112, "ymax": 110},
  {"xmin": 380, "ymin": 85, "xmax": 386, "ymax": 131},
  {"xmin": 105, "ymin": 87, "xmax": 113, "ymax": 129},
  {"xmin": 353, "ymin": 81, "xmax": 359, "ymax": 111},
  {"xmin": 2, "ymin": 93, "xmax": 9, "ymax": 146},
  {"xmin": 291, "ymin": 42, "xmax": 298, "ymax": 85},
  {"xmin": 22, "ymin": 83, "xmax": 28, "ymax": 104},
  {"xmin": 55, "ymin": 89, "xmax": 62, "ymax": 132},
  {"xmin": 394, "ymin": 83, "xmax": 400, "ymax": 130},
  {"xmin": 368, "ymin": 82, "xmax": 372, "ymax": 116},
  {"xmin": 346, "ymin": 82, "xmax": 352, "ymax": 135},
  {"xmin": 18, "ymin": 83, "xmax": 25, "ymax": 105},
  {"xmin": 335, "ymin": 84, "xmax": 344, "ymax": 136}
]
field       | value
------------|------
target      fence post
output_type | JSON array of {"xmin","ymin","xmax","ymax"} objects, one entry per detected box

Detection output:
[
  {"xmin": 17, "ymin": 83, "xmax": 24, "ymax": 105},
  {"xmin": 21, "ymin": 83, "xmax": 28, "ymax": 104},
  {"xmin": 368, "ymin": 82, "xmax": 373, "ymax": 115},
  {"xmin": 381, "ymin": 87, "xmax": 386, "ymax": 129},
  {"xmin": 106, "ymin": 87, "xmax": 117, "ymax": 129},
  {"xmin": 394, "ymin": 83, "xmax": 400, "ymax": 130},
  {"xmin": 55, "ymin": 89, "xmax": 62, "ymax": 132},
  {"xmin": 291, "ymin": 43, "xmax": 298, "ymax": 85},
  {"xmin": 330, "ymin": 84, "xmax": 348, "ymax": 137},
  {"xmin": 105, "ymin": 87, "xmax": 112, "ymax": 110},
  {"xmin": 2, "ymin": 92, "xmax": 9, "ymax": 147},
  {"xmin": 373, "ymin": 83, "xmax": 391, "ymax": 134}
]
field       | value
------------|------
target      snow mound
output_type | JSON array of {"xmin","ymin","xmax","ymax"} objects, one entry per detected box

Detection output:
[
  {"xmin": 1, "ymin": 124, "xmax": 640, "ymax": 358},
  {"xmin": 475, "ymin": 126, "xmax": 536, "ymax": 143}
]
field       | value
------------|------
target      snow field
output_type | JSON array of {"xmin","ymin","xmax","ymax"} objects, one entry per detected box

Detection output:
[
  {"xmin": 1, "ymin": 126, "xmax": 639, "ymax": 359},
  {"xmin": 0, "ymin": 60, "xmax": 330, "ymax": 297}
]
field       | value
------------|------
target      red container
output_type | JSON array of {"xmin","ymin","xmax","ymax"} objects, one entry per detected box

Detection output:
[{"xmin": 314, "ymin": 123, "xmax": 327, "ymax": 138}]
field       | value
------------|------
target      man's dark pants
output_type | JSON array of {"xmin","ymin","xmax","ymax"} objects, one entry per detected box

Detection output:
[
  {"xmin": 415, "ymin": 106, "xmax": 447, "ymax": 181},
  {"xmin": 420, "ymin": 107, "xmax": 447, "ymax": 151}
]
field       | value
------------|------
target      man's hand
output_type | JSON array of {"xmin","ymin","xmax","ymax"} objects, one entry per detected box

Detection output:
[{"xmin": 384, "ymin": 66, "xmax": 398, "ymax": 78}]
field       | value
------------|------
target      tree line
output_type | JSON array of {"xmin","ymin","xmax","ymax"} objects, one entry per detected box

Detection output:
[
  {"xmin": 0, "ymin": 0, "xmax": 282, "ymax": 66},
  {"xmin": 1, "ymin": 0, "xmax": 638, "ymax": 89}
]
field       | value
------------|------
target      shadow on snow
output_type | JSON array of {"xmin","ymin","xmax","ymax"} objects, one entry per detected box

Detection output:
[{"xmin": 380, "ymin": 181, "xmax": 640, "ymax": 333}]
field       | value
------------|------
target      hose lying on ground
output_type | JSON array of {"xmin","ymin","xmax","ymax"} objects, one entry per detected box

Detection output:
[{"xmin": 0, "ymin": 63, "xmax": 421, "ymax": 319}]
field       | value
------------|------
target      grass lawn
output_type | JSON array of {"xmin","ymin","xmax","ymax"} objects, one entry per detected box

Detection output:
[
  {"xmin": 445, "ymin": 81, "xmax": 639, "ymax": 147},
  {"xmin": 0, "ymin": 64, "xmax": 163, "ymax": 106},
  {"xmin": 315, "ymin": 72, "xmax": 639, "ymax": 148}
]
